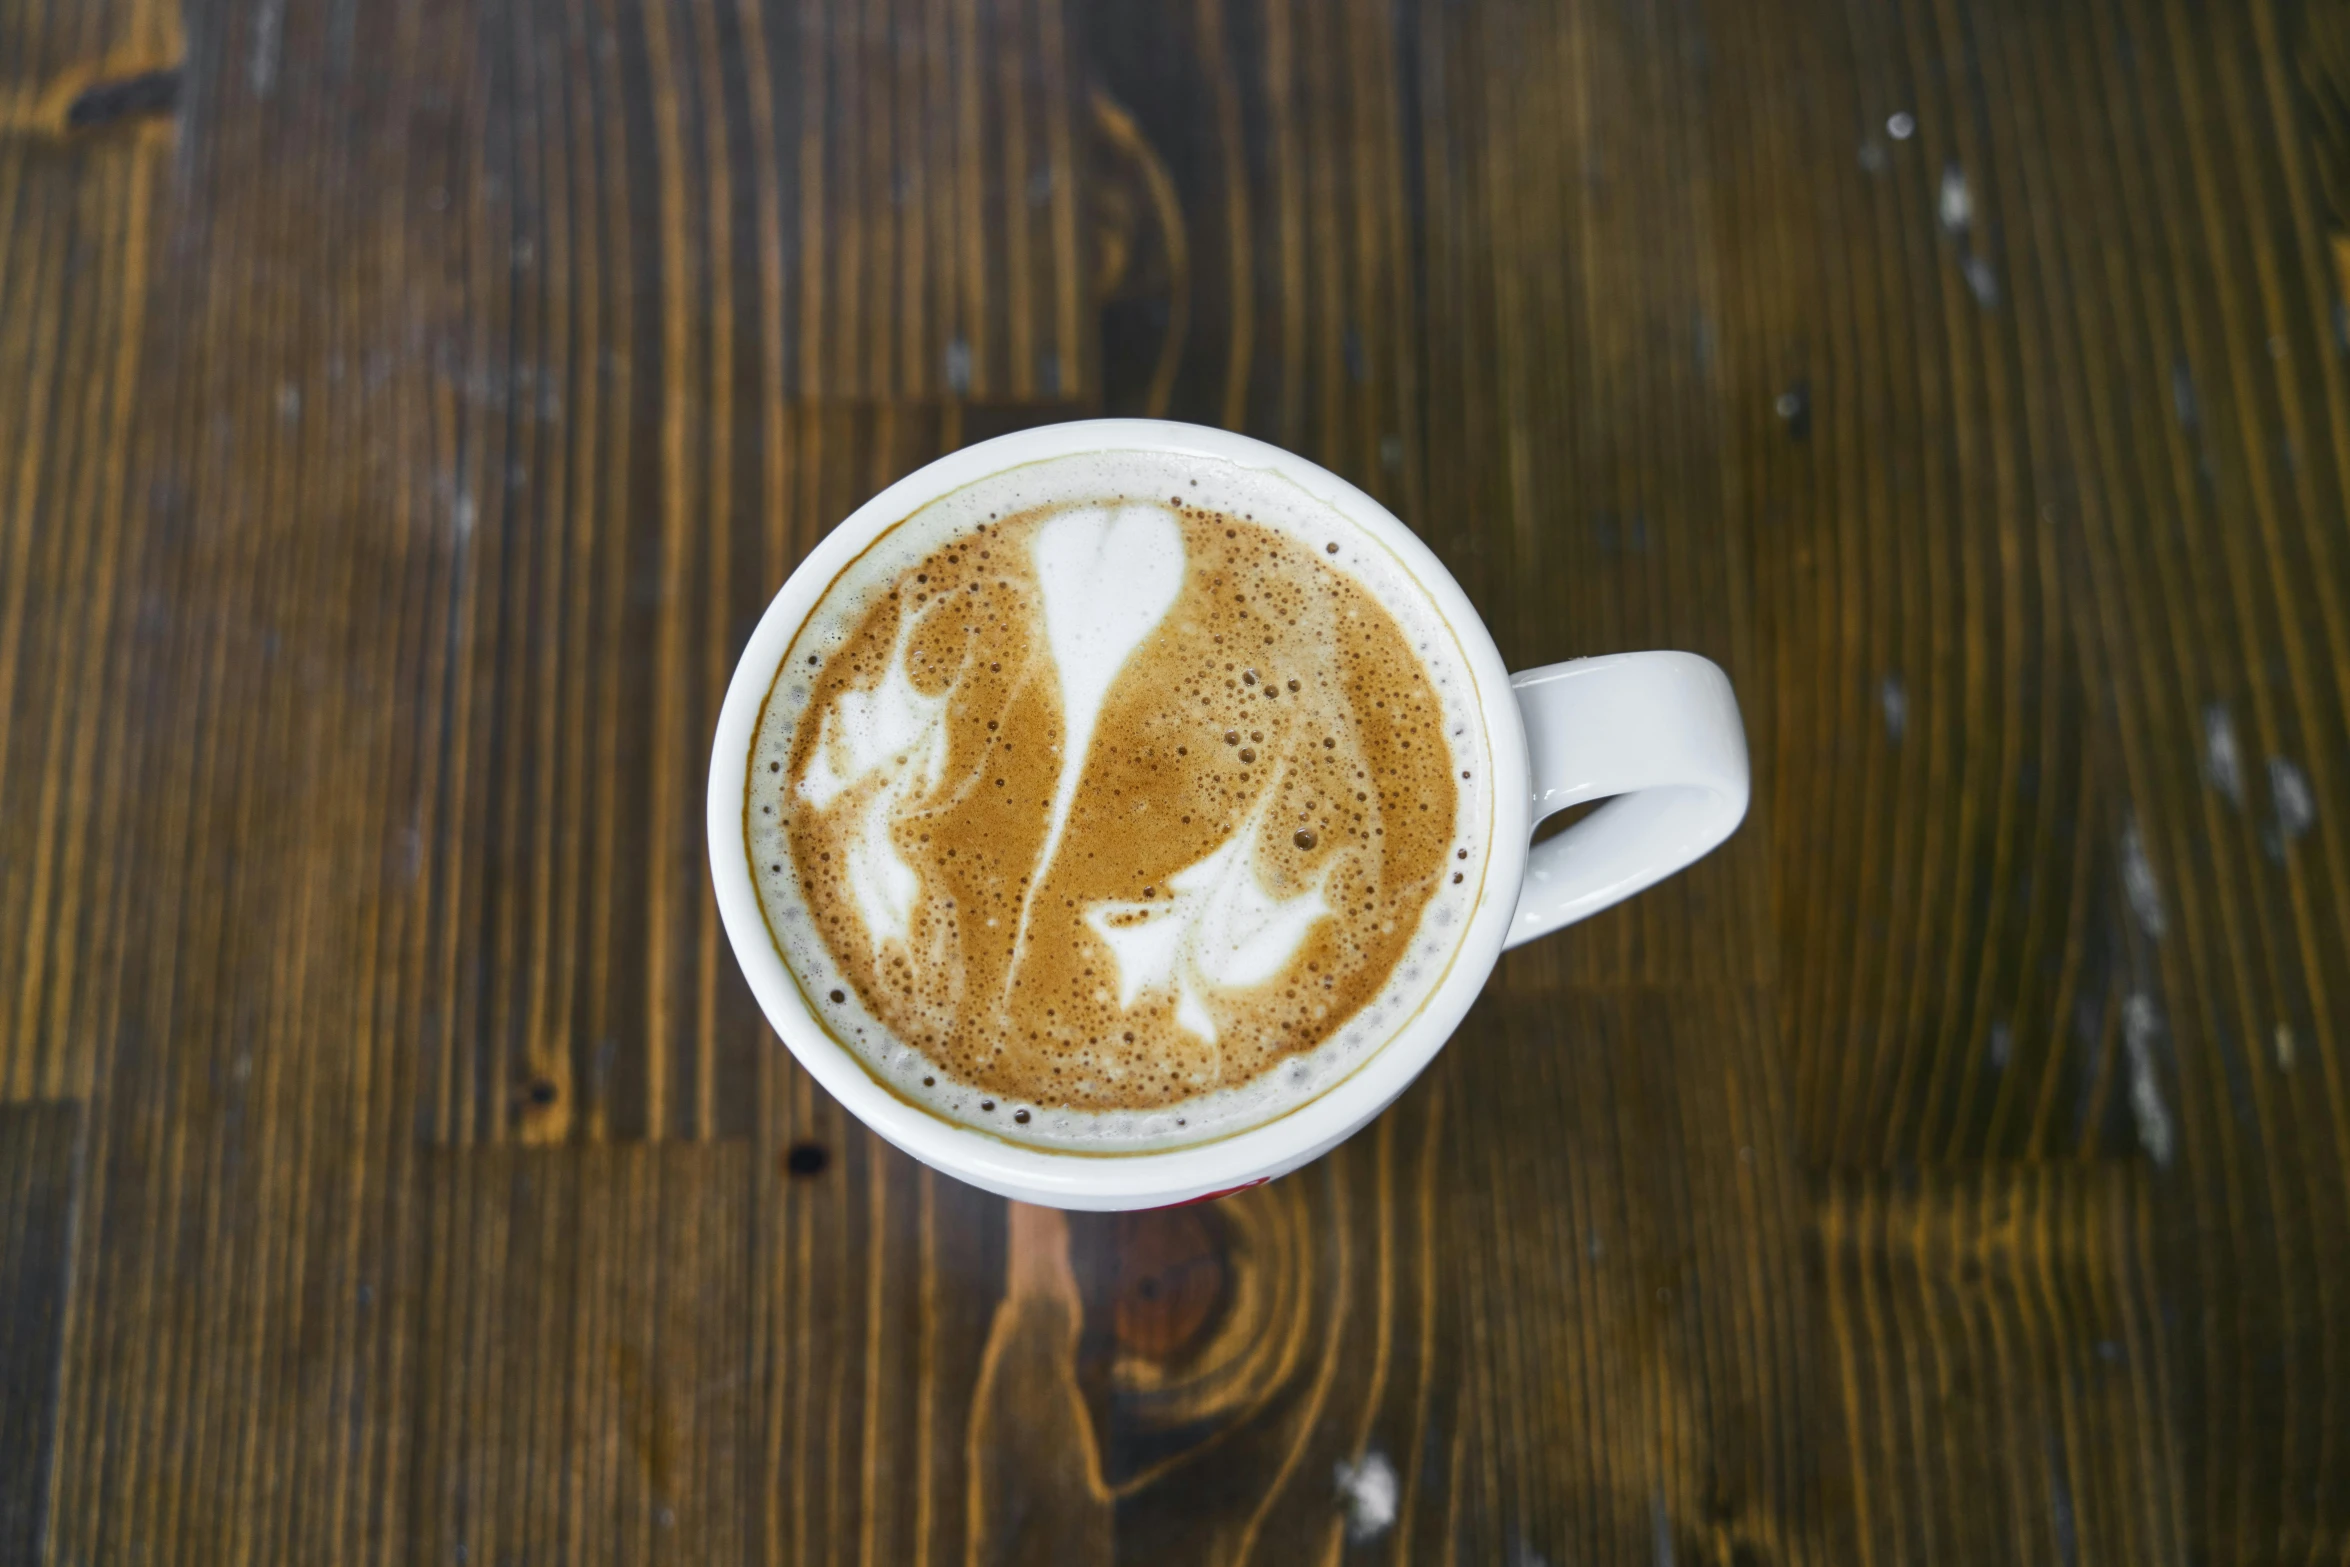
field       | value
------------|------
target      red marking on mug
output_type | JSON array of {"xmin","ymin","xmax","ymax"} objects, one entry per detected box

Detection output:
[{"xmin": 1152, "ymin": 1177, "xmax": 1268, "ymax": 1210}]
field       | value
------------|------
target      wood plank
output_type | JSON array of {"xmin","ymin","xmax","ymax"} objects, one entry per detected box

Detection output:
[
  {"xmin": 0, "ymin": 1102, "xmax": 80, "ymax": 1561},
  {"xmin": 2112, "ymin": 5, "xmax": 2350, "ymax": 1557},
  {"xmin": 1436, "ymin": 968, "xmax": 1837, "ymax": 1564},
  {"xmin": 407, "ymin": 1143, "xmax": 754, "ymax": 1562},
  {"xmin": 46, "ymin": 1066, "xmax": 419, "ymax": 1562},
  {"xmin": 751, "ymin": 1056, "xmax": 1007, "ymax": 1567},
  {"xmin": 1705, "ymin": 0, "xmax": 2350, "ymax": 1554},
  {"xmin": 39, "ymin": 5, "xmax": 459, "ymax": 1548},
  {"xmin": 1813, "ymin": 1165, "xmax": 2186, "ymax": 1567},
  {"xmin": 0, "ymin": 0, "xmax": 177, "ymax": 1101},
  {"xmin": 1694, "ymin": 0, "xmax": 2137, "ymax": 1169}
]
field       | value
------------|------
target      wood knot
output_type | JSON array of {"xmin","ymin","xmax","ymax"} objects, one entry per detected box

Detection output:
[{"xmin": 1112, "ymin": 1207, "xmax": 1228, "ymax": 1365}]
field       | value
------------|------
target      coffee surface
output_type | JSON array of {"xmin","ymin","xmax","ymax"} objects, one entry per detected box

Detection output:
[{"xmin": 748, "ymin": 450, "xmax": 1490, "ymax": 1150}]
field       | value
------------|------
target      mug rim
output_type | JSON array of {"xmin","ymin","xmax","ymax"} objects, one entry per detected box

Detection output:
[{"xmin": 705, "ymin": 418, "xmax": 1528, "ymax": 1207}]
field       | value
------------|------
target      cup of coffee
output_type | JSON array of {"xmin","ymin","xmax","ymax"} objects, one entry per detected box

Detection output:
[{"xmin": 708, "ymin": 420, "xmax": 1747, "ymax": 1209}]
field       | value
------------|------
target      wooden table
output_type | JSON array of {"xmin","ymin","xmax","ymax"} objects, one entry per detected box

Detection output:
[{"xmin": 3, "ymin": 0, "xmax": 2345, "ymax": 1559}]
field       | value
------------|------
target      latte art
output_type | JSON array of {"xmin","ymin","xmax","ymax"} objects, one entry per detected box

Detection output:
[{"xmin": 748, "ymin": 450, "xmax": 1490, "ymax": 1151}]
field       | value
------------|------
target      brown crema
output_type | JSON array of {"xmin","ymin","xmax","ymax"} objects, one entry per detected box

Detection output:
[{"xmin": 777, "ymin": 502, "xmax": 1458, "ymax": 1113}]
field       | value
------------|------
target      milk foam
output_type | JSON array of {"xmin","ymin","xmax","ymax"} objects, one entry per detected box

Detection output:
[
  {"xmin": 748, "ymin": 449, "xmax": 1493, "ymax": 1153},
  {"xmin": 795, "ymin": 608, "xmax": 949, "ymax": 948},
  {"xmin": 1007, "ymin": 504, "xmax": 1187, "ymax": 1002},
  {"xmin": 1083, "ymin": 795, "xmax": 1334, "ymax": 1045}
]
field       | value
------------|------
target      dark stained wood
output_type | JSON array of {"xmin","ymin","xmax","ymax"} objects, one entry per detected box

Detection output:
[
  {"xmin": 0, "ymin": 1103, "xmax": 80, "ymax": 1560},
  {"xmin": 1814, "ymin": 1165, "xmax": 2185, "ymax": 1566},
  {"xmin": 0, "ymin": 0, "xmax": 177, "ymax": 1102},
  {"xmin": 1724, "ymin": 0, "xmax": 2350, "ymax": 1557},
  {"xmin": 407, "ymin": 1143, "xmax": 757, "ymax": 1560},
  {"xmin": 1433, "ymin": 968, "xmax": 1839, "ymax": 1565},
  {"xmin": 1726, "ymin": 0, "xmax": 2131, "ymax": 1170},
  {"xmin": 1407, "ymin": 0, "xmax": 1774, "ymax": 987},
  {"xmin": 5, "ymin": 0, "xmax": 2350, "ymax": 1558},
  {"xmin": 1076, "ymin": 1074, "xmax": 1456, "ymax": 1564},
  {"xmin": 752, "ymin": 1060, "xmax": 1008, "ymax": 1566}
]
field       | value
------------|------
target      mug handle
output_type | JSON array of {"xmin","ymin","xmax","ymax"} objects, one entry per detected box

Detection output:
[{"xmin": 1505, "ymin": 652, "xmax": 1751, "ymax": 949}]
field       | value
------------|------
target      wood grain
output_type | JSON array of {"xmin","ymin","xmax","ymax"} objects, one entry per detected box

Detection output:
[
  {"xmin": 1722, "ymin": 0, "xmax": 2350, "ymax": 1553},
  {"xmin": 1723, "ymin": 0, "xmax": 2130, "ymax": 1169},
  {"xmin": 375, "ymin": 0, "xmax": 1087, "ymax": 1140},
  {"xmin": 1814, "ymin": 1165, "xmax": 2185, "ymax": 1566},
  {"xmin": 1439, "ymin": 966, "xmax": 1837, "ymax": 1565},
  {"xmin": 1408, "ymin": 0, "xmax": 1773, "ymax": 987},
  {"xmin": 0, "ymin": 0, "xmax": 176, "ymax": 1101},
  {"xmin": 752, "ymin": 1056, "xmax": 1007, "ymax": 1567},
  {"xmin": 1077, "ymin": 1076, "xmax": 1456, "ymax": 1563},
  {"xmin": 6, "ymin": 0, "xmax": 2350, "ymax": 1558},
  {"xmin": 0, "ymin": 1103, "xmax": 79, "ymax": 1560},
  {"xmin": 409, "ymin": 1143, "xmax": 756, "ymax": 1561}
]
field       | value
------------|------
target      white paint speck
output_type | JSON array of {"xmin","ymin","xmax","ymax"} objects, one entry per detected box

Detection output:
[
  {"xmin": 453, "ymin": 493, "xmax": 477, "ymax": 539},
  {"xmin": 1888, "ymin": 111, "xmax": 1916, "ymax": 140},
  {"xmin": 2122, "ymin": 993, "xmax": 2175, "ymax": 1167},
  {"xmin": 2269, "ymin": 756, "xmax": 2315, "ymax": 840},
  {"xmin": 1938, "ymin": 164, "xmax": 1972, "ymax": 233},
  {"xmin": 1380, "ymin": 433, "xmax": 1405, "ymax": 470},
  {"xmin": 1858, "ymin": 140, "xmax": 1888, "ymax": 174},
  {"xmin": 1989, "ymin": 1021, "xmax": 2013, "ymax": 1070},
  {"xmin": 2275, "ymin": 1023, "xmax": 2298, "ymax": 1072},
  {"xmin": 1962, "ymin": 254, "xmax": 1999, "ymax": 305},
  {"xmin": 2120, "ymin": 817, "xmax": 2167, "ymax": 940},
  {"xmin": 1335, "ymin": 1451, "xmax": 1399, "ymax": 1542},
  {"xmin": 2203, "ymin": 703, "xmax": 2243, "ymax": 805},
  {"xmin": 1880, "ymin": 672, "xmax": 1908, "ymax": 743},
  {"xmin": 944, "ymin": 338, "xmax": 973, "ymax": 395},
  {"xmin": 276, "ymin": 382, "xmax": 301, "ymax": 421},
  {"xmin": 1774, "ymin": 390, "xmax": 1803, "ymax": 419},
  {"xmin": 251, "ymin": 0, "xmax": 284, "ymax": 95}
]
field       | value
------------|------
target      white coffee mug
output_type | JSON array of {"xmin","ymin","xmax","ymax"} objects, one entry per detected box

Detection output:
[{"xmin": 707, "ymin": 420, "xmax": 1748, "ymax": 1210}]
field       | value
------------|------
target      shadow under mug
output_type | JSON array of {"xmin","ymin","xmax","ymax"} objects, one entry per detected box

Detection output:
[{"xmin": 708, "ymin": 420, "xmax": 1749, "ymax": 1210}]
